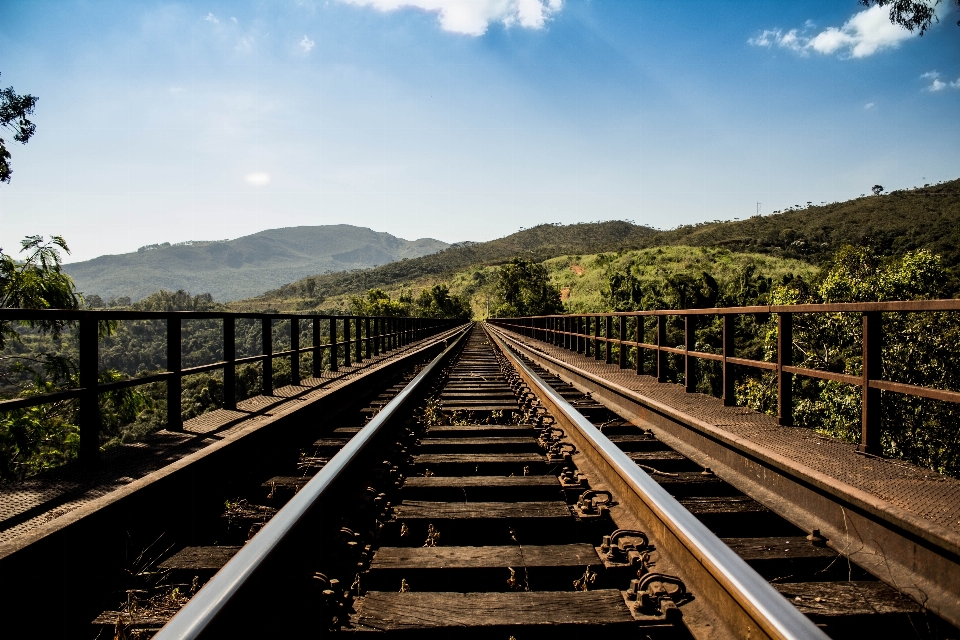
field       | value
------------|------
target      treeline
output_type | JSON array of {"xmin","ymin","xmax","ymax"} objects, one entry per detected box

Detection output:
[
  {"xmin": 591, "ymin": 246, "xmax": 960, "ymax": 477},
  {"xmin": 246, "ymin": 179, "xmax": 960, "ymax": 311}
]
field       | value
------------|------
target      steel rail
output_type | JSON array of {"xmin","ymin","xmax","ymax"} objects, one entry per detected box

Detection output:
[
  {"xmin": 486, "ymin": 325, "xmax": 829, "ymax": 640},
  {"xmin": 153, "ymin": 324, "xmax": 471, "ymax": 640}
]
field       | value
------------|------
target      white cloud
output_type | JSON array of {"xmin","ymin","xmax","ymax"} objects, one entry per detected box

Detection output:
[
  {"xmin": 750, "ymin": 4, "xmax": 916, "ymax": 59},
  {"xmin": 169, "ymin": 86, "xmax": 185, "ymax": 94},
  {"xmin": 245, "ymin": 172, "xmax": 271, "ymax": 186},
  {"xmin": 952, "ymin": 78, "xmax": 960, "ymax": 89},
  {"xmin": 231, "ymin": 17, "xmax": 238, "ymax": 23},
  {"xmin": 299, "ymin": 35, "xmax": 315, "ymax": 52},
  {"xmin": 204, "ymin": 12, "xmax": 219, "ymax": 24},
  {"xmin": 928, "ymin": 78, "xmax": 947, "ymax": 91},
  {"xmin": 921, "ymin": 70, "xmax": 940, "ymax": 79},
  {"xmin": 864, "ymin": 102, "xmax": 875, "ymax": 109},
  {"xmin": 340, "ymin": 0, "xmax": 563, "ymax": 36}
]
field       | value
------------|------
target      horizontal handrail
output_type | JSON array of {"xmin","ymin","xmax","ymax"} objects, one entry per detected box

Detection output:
[
  {"xmin": 0, "ymin": 308, "xmax": 460, "ymax": 467},
  {"xmin": 490, "ymin": 299, "xmax": 960, "ymax": 455}
]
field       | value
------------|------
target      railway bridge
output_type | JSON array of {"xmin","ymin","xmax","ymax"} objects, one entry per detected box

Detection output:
[{"xmin": 0, "ymin": 303, "xmax": 958, "ymax": 639}]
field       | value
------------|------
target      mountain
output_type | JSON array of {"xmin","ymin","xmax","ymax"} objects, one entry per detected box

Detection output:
[
  {"xmin": 64, "ymin": 225, "xmax": 449, "ymax": 302},
  {"xmin": 241, "ymin": 178, "xmax": 960, "ymax": 311},
  {"xmin": 245, "ymin": 220, "xmax": 660, "ymax": 308}
]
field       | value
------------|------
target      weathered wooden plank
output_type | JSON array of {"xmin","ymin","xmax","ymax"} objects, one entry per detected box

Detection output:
[
  {"xmin": 311, "ymin": 437, "xmax": 351, "ymax": 448},
  {"xmin": 413, "ymin": 453, "xmax": 544, "ymax": 465},
  {"xmin": 425, "ymin": 425, "xmax": 537, "ymax": 438},
  {"xmin": 394, "ymin": 501, "xmax": 570, "ymax": 520},
  {"xmin": 417, "ymin": 437, "xmax": 539, "ymax": 453},
  {"xmin": 352, "ymin": 590, "xmax": 634, "ymax": 630},
  {"xmin": 678, "ymin": 496, "xmax": 769, "ymax": 514},
  {"xmin": 92, "ymin": 612, "xmax": 171, "ymax": 627},
  {"xmin": 261, "ymin": 475, "xmax": 312, "ymax": 491},
  {"xmin": 158, "ymin": 546, "xmax": 241, "ymax": 571},
  {"xmin": 774, "ymin": 581, "xmax": 920, "ymax": 616},
  {"xmin": 629, "ymin": 451, "xmax": 687, "ymax": 462},
  {"xmin": 371, "ymin": 544, "xmax": 600, "ymax": 570},
  {"xmin": 721, "ymin": 537, "xmax": 837, "ymax": 561},
  {"xmin": 403, "ymin": 476, "xmax": 558, "ymax": 489}
]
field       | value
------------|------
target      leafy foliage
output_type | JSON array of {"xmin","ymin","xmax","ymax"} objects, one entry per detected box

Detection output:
[
  {"xmin": 735, "ymin": 247, "xmax": 960, "ymax": 476},
  {"xmin": 859, "ymin": 0, "xmax": 960, "ymax": 34},
  {"xmin": 0, "ymin": 73, "xmax": 38, "ymax": 184},
  {"xmin": 492, "ymin": 258, "xmax": 563, "ymax": 318}
]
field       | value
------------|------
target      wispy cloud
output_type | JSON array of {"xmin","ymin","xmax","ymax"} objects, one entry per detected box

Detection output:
[
  {"xmin": 864, "ymin": 102, "xmax": 875, "ymax": 109},
  {"xmin": 340, "ymin": 0, "xmax": 563, "ymax": 36},
  {"xmin": 920, "ymin": 70, "xmax": 960, "ymax": 91},
  {"xmin": 245, "ymin": 172, "xmax": 271, "ymax": 186},
  {"xmin": 204, "ymin": 12, "xmax": 219, "ymax": 24},
  {"xmin": 169, "ymin": 86, "xmax": 185, "ymax": 94},
  {"xmin": 749, "ymin": 4, "xmax": 916, "ymax": 59},
  {"xmin": 299, "ymin": 35, "xmax": 315, "ymax": 53}
]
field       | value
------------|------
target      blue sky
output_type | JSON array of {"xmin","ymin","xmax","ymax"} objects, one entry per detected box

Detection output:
[{"xmin": 1, "ymin": 0, "xmax": 958, "ymax": 263}]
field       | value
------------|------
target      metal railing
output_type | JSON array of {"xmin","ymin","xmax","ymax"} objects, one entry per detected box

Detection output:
[
  {"xmin": 0, "ymin": 309, "xmax": 459, "ymax": 466},
  {"xmin": 490, "ymin": 299, "xmax": 960, "ymax": 455}
]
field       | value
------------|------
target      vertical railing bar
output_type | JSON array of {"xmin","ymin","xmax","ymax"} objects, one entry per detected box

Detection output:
[
  {"xmin": 618, "ymin": 315, "xmax": 627, "ymax": 369},
  {"xmin": 722, "ymin": 314, "xmax": 735, "ymax": 406},
  {"xmin": 860, "ymin": 311, "xmax": 882, "ymax": 453},
  {"xmin": 223, "ymin": 316, "xmax": 236, "ymax": 410},
  {"xmin": 684, "ymin": 314, "xmax": 695, "ymax": 393},
  {"xmin": 777, "ymin": 312, "xmax": 793, "ymax": 425},
  {"xmin": 291, "ymin": 317, "xmax": 300, "ymax": 387},
  {"xmin": 657, "ymin": 315, "xmax": 667, "ymax": 383},
  {"xmin": 262, "ymin": 317, "xmax": 273, "ymax": 396},
  {"xmin": 79, "ymin": 317, "xmax": 100, "ymax": 467},
  {"xmin": 313, "ymin": 317, "xmax": 322, "ymax": 378},
  {"xmin": 167, "ymin": 315, "xmax": 183, "ymax": 430}
]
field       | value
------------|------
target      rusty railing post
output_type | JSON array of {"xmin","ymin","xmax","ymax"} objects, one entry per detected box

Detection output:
[
  {"xmin": 595, "ymin": 315, "xmax": 602, "ymax": 360},
  {"xmin": 313, "ymin": 317, "xmax": 323, "ymax": 377},
  {"xmin": 722, "ymin": 314, "xmax": 734, "ymax": 406},
  {"xmin": 618, "ymin": 316, "xmax": 627, "ymax": 368},
  {"xmin": 605, "ymin": 315, "xmax": 613, "ymax": 364},
  {"xmin": 167, "ymin": 315, "xmax": 183, "ymax": 429},
  {"xmin": 584, "ymin": 317, "xmax": 592, "ymax": 356},
  {"xmin": 291, "ymin": 317, "xmax": 300, "ymax": 386},
  {"xmin": 262, "ymin": 317, "xmax": 273, "ymax": 396},
  {"xmin": 373, "ymin": 318, "xmax": 380, "ymax": 357},
  {"xmin": 223, "ymin": 316, "xmax": 236, "ymax": 410},
  {"xmin": 684, "ymin": 315, "xmax": 695, "ymax": 393},
  {"xmin": 657, "ymin": 315, "xmax": 668, "ymax": 383},
  {"xmin": 777, "ymin": 312, "xmax": 793, "ymax": 426},
  {"xmin": 860, "ymin": 311, "xmax": 882, "ymax": 453},
  {"xmin": 329, "ymin": 317, "xmax": 339, "ymax": 372},
  {"xmin": 79, "ymin": 317, "xmax": 100, "ymax": 467},
  {"xmin": 635, "ymin": 316, "xmax": 643, "ymax": 375},
  {"xmin": 343, "ymin": 317, "xmax": 352, "ymax": 367},
  {"xmin": 355, "ymin": 317, "xmax": 363, "ymax": 363}
]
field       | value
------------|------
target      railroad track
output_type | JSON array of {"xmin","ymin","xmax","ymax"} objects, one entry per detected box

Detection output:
[{"xmin": 92, "ymin": 325, "xmax": 954, "ymax": 639}]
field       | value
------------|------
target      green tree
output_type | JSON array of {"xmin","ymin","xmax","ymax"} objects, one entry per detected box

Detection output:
[
  {"xmin": 350, "ymin": 288, "xmax": 411, "ymax": 317},
  {"xmin": 492, "ymin": 258, "xmax": 563, "ymax": 318},
  {"xmin": 0, "ymin": 235, "xmax": 80, "ymax": 348},
  {"xmin": 0, "ymin": 73, "xmax": 38, "ymax": 184},
  {"xmin": 859, "ymin": 0, "xmax": 960, "ymax": 34},
  {"xmin": 415, "ymin": 284, "xmax": 471, "ymax": 320}
]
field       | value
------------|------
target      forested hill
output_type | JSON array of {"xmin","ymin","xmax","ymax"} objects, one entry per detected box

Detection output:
[
  {"xmin": 63, "ymin": 225, "xmax": 448, "ymax": 302},
  {"xmin": 251, "ymin": 221, "xmax": 659, "ymax": 306},
  {"xmin": 245, "ymin": 179, "xmax": 960, "ymax": 309},
  {"xmin": 647, "ymin": 179, "xmax": 960, "ymax": 267}
]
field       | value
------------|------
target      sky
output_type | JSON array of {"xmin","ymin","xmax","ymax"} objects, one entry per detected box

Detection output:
[{"xmin": 1, "ymin": 0, "xmax": 958, "ymax": 263}]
